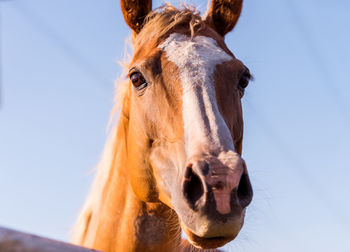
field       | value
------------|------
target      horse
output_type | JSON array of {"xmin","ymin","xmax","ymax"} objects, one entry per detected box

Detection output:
[{"xmin": 72, "ymin": 1, "xmax": 253, "ymax": 251}]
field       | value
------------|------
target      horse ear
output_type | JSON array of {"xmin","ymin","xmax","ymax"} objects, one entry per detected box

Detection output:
[
  {"xmin": 120, "ymin": 0, "xmax": 152, "ymax": 34},
  {"xmin": 205, "ymin": 0, "xmax": 243, "ymax": 36}
]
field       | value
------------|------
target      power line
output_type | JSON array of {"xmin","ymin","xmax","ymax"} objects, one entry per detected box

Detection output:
[
  {"xmin": 245, "ymin": 100, "xmax": 350, "ymax": 228},
  {"xmin": 274, "ymin": 0, "xmax": 350, "ymax": 226},
  {"xmin": 9, "ymin": 2, "xmax": 111, "ymax": 91},
  {"xmin": 279, "ymin": 1, "xmax": 350, "ymax": 225},
  {"xmin": 0, "ymin": 0, "xmax": 13, "ymax": 108},
  {"xmin": 285, "ymin": 0, "xmax": 350, "ymax": 126}
]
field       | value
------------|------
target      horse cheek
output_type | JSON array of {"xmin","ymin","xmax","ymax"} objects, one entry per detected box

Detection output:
[{"xmin": 128, "ymin": 130, "xmax": 159, "ymax": 202}]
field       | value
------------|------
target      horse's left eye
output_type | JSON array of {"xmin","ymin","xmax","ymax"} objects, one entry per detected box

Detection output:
[
  {"xmin": 130, "ymin": 72, "xmax": 147, "ymax": 89},
  {"xmin": 237, "ymin": 72, "xmax": 252, "ymax": 97},
  {"xmin": 238, "ymin": 73, "xmax": 250, "ymax": 90}
]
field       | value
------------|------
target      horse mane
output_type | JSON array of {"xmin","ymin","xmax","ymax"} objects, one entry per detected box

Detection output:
[{"xmin": 71, "ymin": 4, "xmax": 206, "ymax": 245}]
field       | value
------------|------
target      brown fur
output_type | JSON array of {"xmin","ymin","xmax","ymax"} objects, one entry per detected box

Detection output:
[
  {"xmin": 205, "ymin": 0, "xmax": 243, "ymax": 36},
  {"xmin": 72, "ymin": 2, "xmax": 250, "ymax": 251},
  {"xmin": 120, "ymin": 0, "xmax": 152, "ymax": 33}
]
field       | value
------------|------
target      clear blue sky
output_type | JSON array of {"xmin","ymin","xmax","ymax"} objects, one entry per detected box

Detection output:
[{"xmin": 1, "ymin": 0, "xmax": 349, "ymax": 251}]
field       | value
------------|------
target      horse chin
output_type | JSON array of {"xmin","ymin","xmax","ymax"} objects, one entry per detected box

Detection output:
[
  {"xmin": 176, "ymin": 207, "xmax": 246, "ymax": 249},
  {"xmin": 182, "ymin": 225, "xmax": 237, "ymax": 249}
]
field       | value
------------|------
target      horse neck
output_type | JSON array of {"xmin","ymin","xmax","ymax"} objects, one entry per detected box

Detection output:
[{"xmin": 72, "ymin": 112, "xmax": 183, "ymax": 252}]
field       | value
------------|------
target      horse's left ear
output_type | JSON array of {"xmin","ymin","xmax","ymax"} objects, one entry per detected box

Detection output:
[
  {"xmin": 120, "ymin": 0, "xmax": 152, "ymax": 34},
  {"xmin": 205, "ymin": 0, "xmax": 243, "ymax": 37}
]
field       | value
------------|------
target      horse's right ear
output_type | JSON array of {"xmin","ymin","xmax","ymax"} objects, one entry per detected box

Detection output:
[{"xmin": 120, "ymin": 0, "xmax": 152, "ymax": 34}]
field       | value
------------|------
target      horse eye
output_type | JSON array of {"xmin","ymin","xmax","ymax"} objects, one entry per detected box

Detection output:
[
  {"xmin": 238, "ymin": 73, "xmax": 250, "ymax": 90},
  {"xmin": 130, "ymin": 72, "xmax": 147, "ymax": 89}
]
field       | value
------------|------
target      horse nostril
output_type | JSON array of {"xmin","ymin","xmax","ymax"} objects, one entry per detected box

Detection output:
[
  {"xmin": 237, "ymin": 173, "xmax": 253, "ymax": 208},
  {"xmin": 183, "ymin": 165, "xmax": 204, "ymax": 209}
]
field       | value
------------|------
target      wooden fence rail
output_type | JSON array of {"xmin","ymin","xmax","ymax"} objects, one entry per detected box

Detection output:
[{"xmin": 0, "ymin": 226, "xmax": 101, "ymax": 252}]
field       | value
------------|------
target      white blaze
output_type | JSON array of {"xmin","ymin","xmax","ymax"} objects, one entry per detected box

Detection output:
[{"xmin": 159, "ymin": 33, "xmax": 234, "ymax": 156}]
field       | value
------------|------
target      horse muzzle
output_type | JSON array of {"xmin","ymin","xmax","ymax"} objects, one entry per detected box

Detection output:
[{"xmin": 173, "ymin": 150, "xmax": 253, "ymax": 248}]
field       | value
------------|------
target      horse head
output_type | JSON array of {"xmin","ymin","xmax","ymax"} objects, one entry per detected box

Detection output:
[{"xmin": 120, "ymin": 0, "xmax": 253, "ymax": 249}]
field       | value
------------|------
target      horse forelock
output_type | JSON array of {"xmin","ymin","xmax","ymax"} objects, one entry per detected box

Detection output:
[{"xmin": 133, "ymin": 4, "xmax": 204, "ymax": 57}]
